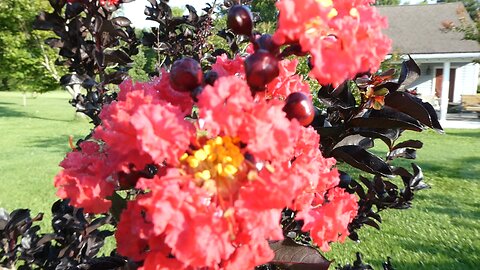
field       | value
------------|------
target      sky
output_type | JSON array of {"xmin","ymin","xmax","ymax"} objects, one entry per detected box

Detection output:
[{"xmin": 122, "ymin": 0, "xmax": 437, "ymax": 28}]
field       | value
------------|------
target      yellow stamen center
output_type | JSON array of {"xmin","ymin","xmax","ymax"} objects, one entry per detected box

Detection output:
[
  {"xmin": 328, "ymin": 8, "xmax": 338, "ymax": 19},
  {"xmin": 180, "ymin": 136, "xmax": 244, "ymax": 195},
  {"xmin": 350, "ymin": 8, "xmax": 359, "ymax": 18}
]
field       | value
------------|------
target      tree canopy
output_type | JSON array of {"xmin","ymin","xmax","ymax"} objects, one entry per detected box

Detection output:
[
  {"xmin": 0, "ymin": 0, "xmax": 59, "ymax": 92},
  {"xmin": 374, "ymin": 0, "xmax": 401, "ymax": 6}
]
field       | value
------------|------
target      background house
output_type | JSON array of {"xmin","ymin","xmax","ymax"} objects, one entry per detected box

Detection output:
[{"xmin": 378, "ymin": 2, "xmax": 480, "ymax": 121}]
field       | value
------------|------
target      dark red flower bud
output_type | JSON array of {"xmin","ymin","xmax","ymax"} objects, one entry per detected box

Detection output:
[
  {"xmin": 244, "ymin": 50, "xmax": 279, "ymax": 91},
  {"xmin": 282, "ymin": 92, "xmax": 315, "ymax": 126},
  {"xmin": 227, "ymin": 5, "xmax": 254, "ymax": 36},
  {"xmin": 169, "ymin": 58, "xmax": 203, "ymax": 92},
  {"xmin": 204, "ymin": 71, "xmax": 219, "ymax": 86},
  {"xmin": 254, "ymin": 34, "xmax": 279, "ymax": 54}
]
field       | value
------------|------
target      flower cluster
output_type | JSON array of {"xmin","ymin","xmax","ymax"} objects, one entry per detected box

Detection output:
[
  {"xmin": 273, "ymin": 0, "xmax": 391, "ymax": 86},
  {"xmin": 47, "ymin": 0, "xmax": 405, "ymax": 267},
  {"xmin": 54, "ymin": 141, "xmax": 115, "ymax": 213},
  {"xmin": 66, "ymin": 0, "xmax": 120, "ymax": 6},
  {"xmin": 54, "ymin": 53, "xmax": 358, "ymax": 269}
]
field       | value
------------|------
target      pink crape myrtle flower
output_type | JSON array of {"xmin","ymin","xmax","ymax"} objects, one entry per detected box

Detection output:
[
  {"xmin": 262, "ymin": 58, "xmax": 311, "ymax": 100},
  {"xmin": 115, "ymin": 76, "xmax": 353, "ymax": 269},
  {"xmin": 273, "ymin": 0, "xmax": 391, "ymax": 86},
  {"xmin": 54, "ymin": 141, "xmax": 116, "ymax": 213},
  {"xmin": 212, "ymin": 54, "xmax": 312, "ymax": 101},
  {"xmin": 54, "ymin": 68, "xmax": 357, "ymax": 269}
]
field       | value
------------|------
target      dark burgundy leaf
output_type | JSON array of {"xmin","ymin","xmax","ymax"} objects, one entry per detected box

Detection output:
[
  {"xmin": 398, "ymin": 55, "xmax": 421, "ymax": 89},
  {"xmin": 94, "ymin": 15, "xmax": 104, "ymax": 34},
  {"xmin": 269, "ymin": 239, "xmax": 331, "ymax": 270},
  {"xmin": 104, "ymin": 50, "xmax": 132, "ymax": 66},
  {"xmin": 373, "ymin": 175, "xmax": 387, "ymax": 195},
  {"xmin": 59, "ymin": 47, "xmax": 75, "ymax": 58},
  {"xmin": 144, "ymin": 7, "xmax": 159, "ymax": 19},
  {"xmin": 49, "ymin": 0, "xmax": 66, "ymax": 11},
  {"xmin": 349, "ymin": 108, "xmax": 424, "ymax": 132},
  {"xmin": 65, "ymin": 3, "xmax": 84, "ymax": 19},
  {"xmin": 364, "ymin": 219, "xmax": 381, "ymax": 230},
  {"xmin": 83, "ymin": 257, "xmax": 127, "ymax": 269},
  {"xmin": 351, "ymin": 180, "xmax": 367, "ymax": 199},
  {"xmin": 331, "ymin": 145, "xmax": 393, "ymax": 176},
  {"xmin": 387, "ymin": 148, "xmax": 417, "ymax": 160},
  {"xmin": 392, "ymin": 140, "xmax": 423, "ymax": 151},
  {"xmin": 141, "ymin": 32, "xmax": 156, "ymax": 46},
  {"xmin": 34, "ymin": 12, "xmax": 64, "ymax": 30},
  {"xmin": 348, "ymin": 231, "xmax": 359, "ymax": 242},
  {"xmin": 367, "ymin": 211, "xmax": 382, "ymax": 223},
  {"xmin": 60, "ymin": 74, "xmax": 84, "ymax": 86},
  {"xmin": 5, "ymin": 209, "xmax": 31, "ymax": 232},
  {"xmin": 385, "ymin": 91, "xmax": 434, "ymax": 129},
  {"xmin": 358, "ymin": 175, "xmax": 372, "ymax": 188},
  {"xmin": 411, "ymin": 163, "xmax": 429, "ymax": 190},
  {"xmin": 111, "ymin": 16, "xmax": 131, "ymax": 27},
  {"xmin": 104, "ymin": 71, "xmax": 128, "ymax": 85},
  {"xmin": 392, "ymin": 167, "xmax": 412, "ymax": 179},
  {"xmin": 186, "ymin": 5, "xmax": 199, "ymax": 22},
  {"xmin": 318, "ymin": 82, "xmax": 356, "ymax": 109},
  {"xmin": 85, "ymin": 216, "xmax": 111, "ymax": 235},
  {"xmin": 357, "ymin": 129, "xmax": 401, "ymax": 149},
  {"xmin": 384, "ymin": 180, "xmax": 399, "ymax": 191},
  {"xmin": 333, "ymin": 135, "xmax": 374, "ymax": 149},
  {"xmin": 94, "ymin": 49, "xmax": 105, "ymax": 68},
  {"xmin": 103, "ymin": 3, "xmax": 119, "ymax": 13},
  {"xmin": 418, "ymin": 99, "xmax": 444, "ymax": 133},
  {"xmin": 378, "ymin": 68, "xmax": 396, "ymax": 78},
  {"xmin": 82, "ymin": 77, "xmax": 97, "ymax": 89},
  {"xmin": 373, "ymin": 82, "xmax": 400, "ymax": 93}
]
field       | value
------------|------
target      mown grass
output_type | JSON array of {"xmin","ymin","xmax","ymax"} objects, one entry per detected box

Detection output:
[
  {"xmin": 328, "ymin": 130, "xmax": 480, "ymax": 269},
  {"xmin": 0, "ymin": 91, "xmax": 91, "ymax": 228},
  {"xmin": 1, "ymin": 91, "xmax": 479, "ymax": 269}
]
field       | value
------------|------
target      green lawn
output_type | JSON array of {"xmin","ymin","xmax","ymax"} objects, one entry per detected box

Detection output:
[
  {"xmin": 0, "ymin": 91, "xmax": 91, "ymax": 225},
  {"xmin": 1, "ymin": 91, "xmax": 479, "ymax": 269}
]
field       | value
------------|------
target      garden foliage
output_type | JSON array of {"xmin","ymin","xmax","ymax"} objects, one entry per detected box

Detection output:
[{"xmin": 1, "ymin": 0, "xmax": 443, "ymax": 269}]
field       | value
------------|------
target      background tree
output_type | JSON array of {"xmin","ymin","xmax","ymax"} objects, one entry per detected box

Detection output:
[
  {"xmin": 374, "ymin": 0, "xmax": 401, "ymax": 6},
  {"xmin": 0, "ymin": 0, "xmax": 60, "ymax": 97}
]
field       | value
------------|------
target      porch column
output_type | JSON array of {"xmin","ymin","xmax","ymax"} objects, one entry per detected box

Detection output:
[{"xmin": 440, "ymin": 61, "xmax": 450, "ymax": 122}]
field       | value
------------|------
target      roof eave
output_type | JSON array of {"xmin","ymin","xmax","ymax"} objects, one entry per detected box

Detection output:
[{"xmin": 386, "ymin": 52, "xmax": 480, "ymax": 63}]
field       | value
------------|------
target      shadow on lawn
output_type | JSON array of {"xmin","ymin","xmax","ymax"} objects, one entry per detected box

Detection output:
[
  {"xmin": 444, "ymin": 130, "xmax": 480, "ymax": 140},
  {"xmin": 0, "ymin": 104, "xmax": 29, "ymax": 118},
  {"xmin": 369, "ymin": 252, "xmax": 477, "ymax": 270},
  {"xmin": 418, "ymin": 156, "xmax": 480, "ymax": 181},
  {"xmin": 0, "ymin": 103, "xmax": 75, "ymax": 122},
  {"xmin": 398, "ymin": 241, "xmax": 478, "ymax": 270},
  {"xmin": 30, "ymin": 134, "xmax": 83, "ymax": 153},
  {"xmin": 423, "ymin": 204, "xmax": 480, "ymax": 223}
]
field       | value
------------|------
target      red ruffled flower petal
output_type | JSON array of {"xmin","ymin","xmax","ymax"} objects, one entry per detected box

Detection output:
[
  {"xmin": 54, "ymin": 141, "xmax": 115, "ymax": 213},
  {"xmin": 274, "ymin": 0, "xmax": 391, "ymax": 86}
]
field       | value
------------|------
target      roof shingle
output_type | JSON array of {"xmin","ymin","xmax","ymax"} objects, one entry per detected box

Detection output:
[{"xmin": 377, "ymin": 2, "xmax": 480, "ymax": 54}]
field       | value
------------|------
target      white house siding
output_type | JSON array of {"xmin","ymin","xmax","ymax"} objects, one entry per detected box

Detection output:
[
  {"xmin": 411, "ymin": 64, "xmax": 434, "ymax": 98},
  {"xmin": 408, "ymin": 62, "xmax": 479, "ymax": 104},
  {"xmin": 453, "ymin": 62, "xmax": 479, "ymax": 102}
]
